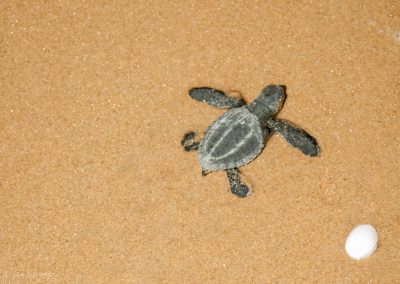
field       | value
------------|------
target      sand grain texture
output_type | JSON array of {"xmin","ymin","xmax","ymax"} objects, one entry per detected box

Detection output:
[{"xmin": 1, "ymin": 1, "xmax": 399, "ymax": 283}]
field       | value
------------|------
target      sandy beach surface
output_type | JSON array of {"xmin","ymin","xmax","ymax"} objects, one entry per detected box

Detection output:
[{"xmin": 1, "ymin": 1, "xmax": 399, "ymax": 282}]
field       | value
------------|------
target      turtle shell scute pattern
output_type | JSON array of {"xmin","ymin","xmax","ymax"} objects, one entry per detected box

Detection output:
[{"xmin": 198, "ymin": 107, "xmax": 265, "ymax": 171}]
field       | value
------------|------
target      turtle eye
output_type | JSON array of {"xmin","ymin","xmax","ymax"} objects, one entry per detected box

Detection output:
[{"xmin": 278, "ymin": 85, "xmax": 287, "ymax": 93}]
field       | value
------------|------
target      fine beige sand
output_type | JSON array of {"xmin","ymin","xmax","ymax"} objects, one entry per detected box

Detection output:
[{"xmin": 1, "ymin": 1, "xmax": 399, "ymax": 283}]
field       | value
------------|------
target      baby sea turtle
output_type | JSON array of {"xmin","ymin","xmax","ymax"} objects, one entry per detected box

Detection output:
[{"xmin": 181, "ymin": 85, "xmax": 319, "ymax": 198}]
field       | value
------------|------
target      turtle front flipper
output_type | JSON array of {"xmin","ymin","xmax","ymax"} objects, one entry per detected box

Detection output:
[
  {"xmin": 181, "ymin": 131, "xmax": 201, "ymax": 151},
  {"xmin": 267, "ymin": 118, "xmax": 319, "ymax": 157},
  {"xmin": 226, "ymin": 168, "xmax": 250, "ymax": 198},
  {"xmin": 189, "ymin": 87, "xmax": 246, "ymax": 109}
]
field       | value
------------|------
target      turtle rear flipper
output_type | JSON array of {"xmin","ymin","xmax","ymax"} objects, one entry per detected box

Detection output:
[
  {"xmin": 267, "ymin": 118, "xmax": 319, "ymax": 157},
  {"xmin": 181, "ymin": 131, "xmax": 200, "ymax": 152},
  {"xmin": 226, "ymin": 168, "xmax": 250, "ymax": 198}
]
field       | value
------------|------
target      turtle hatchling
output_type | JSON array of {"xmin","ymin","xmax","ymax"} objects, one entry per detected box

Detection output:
[{"xmin": 181, "ymin": 84, "xmax": 319, "ymax": 198}]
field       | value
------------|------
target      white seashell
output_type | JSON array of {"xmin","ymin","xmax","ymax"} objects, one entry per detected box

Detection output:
[{"xmin": 345, "ymin": 224, "xmax": 378, "ymax": 260}]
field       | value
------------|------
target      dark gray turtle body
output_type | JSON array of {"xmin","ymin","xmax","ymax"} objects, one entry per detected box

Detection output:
[
  {"xmin": 198, "ymin": 107, "xmax": 266, "ymax": 172},
  {"xmin": 181, "ymin": 85, "xmax": 319, "ymax": 198}
]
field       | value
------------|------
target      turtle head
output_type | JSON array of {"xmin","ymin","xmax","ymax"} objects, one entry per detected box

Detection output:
[{"xmin": 248, "ymin": 85, "xmax": 286, "ymax": 123}]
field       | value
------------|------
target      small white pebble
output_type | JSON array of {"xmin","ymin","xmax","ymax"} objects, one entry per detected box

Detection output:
[{"xmin": 345, "ymin": 224, "xmax": 378, "ymax": 260}]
